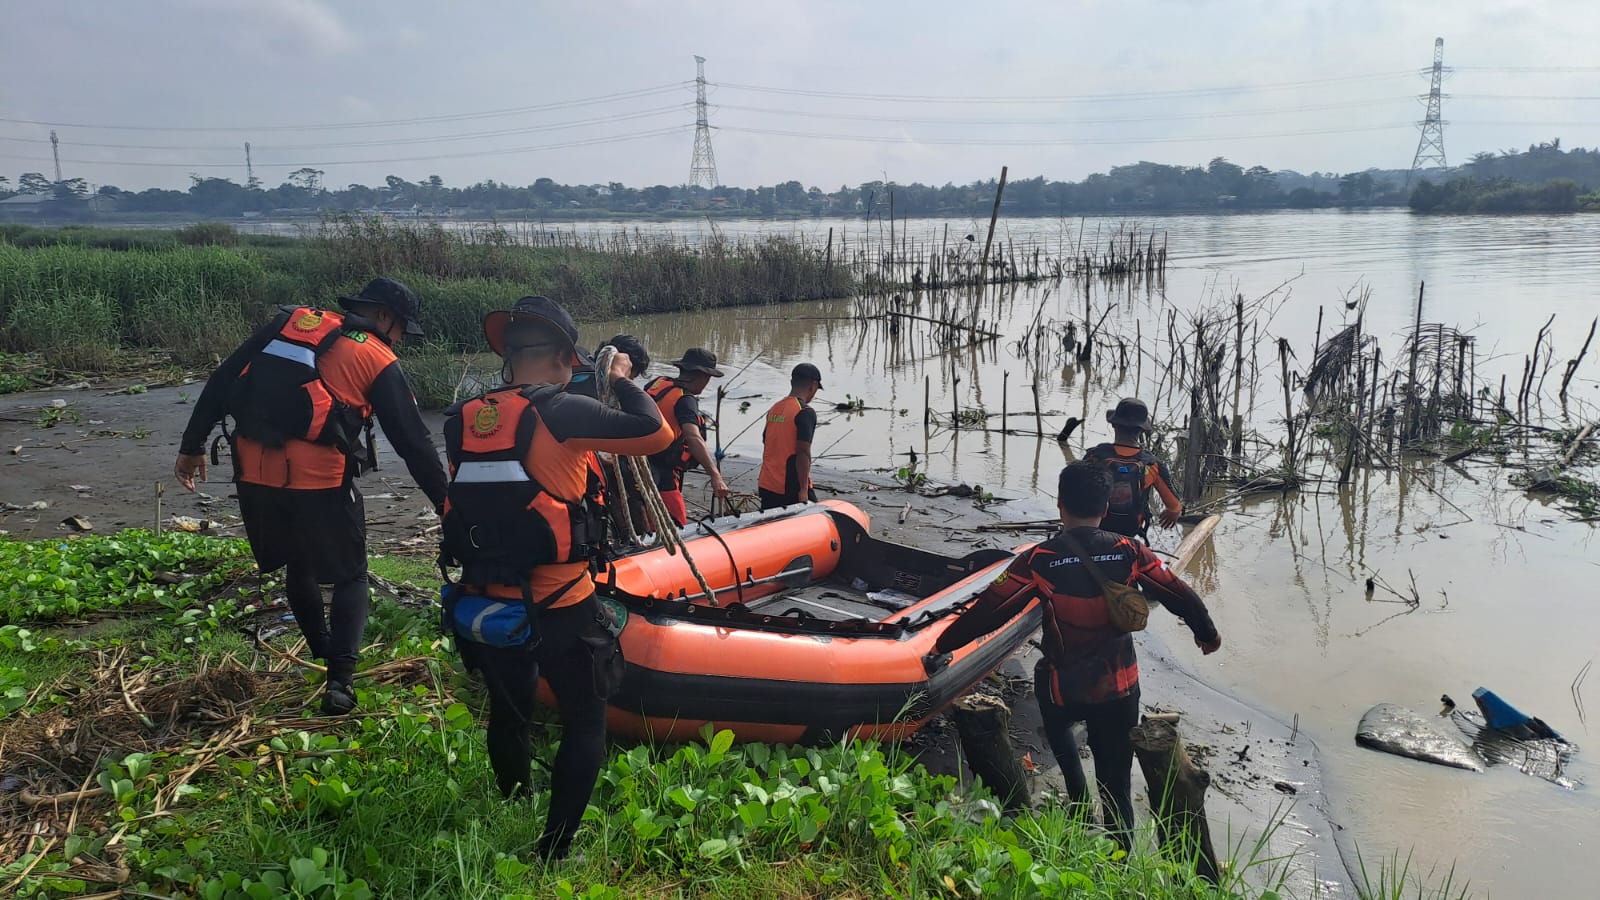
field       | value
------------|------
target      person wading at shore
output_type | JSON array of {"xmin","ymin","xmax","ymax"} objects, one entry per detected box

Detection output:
[
  {"xmin": 758, "ymin": 363, "xmax": 822, "ymax": 510},
  {"xmin": 644, "ymin": 348, "xmax": 730, "ymax": 526},
  {"xmin": 1085, "ymin": 398, "xmax": 1182, "ymax": 540},
  {"xmin": 927, "ymin": 460, "xmax": 1221, "ymax": 849},
  {"xmin": 174, "ymin": 278, "xmax": 449, "ymax": 715},
  {"xmin": 440, "ymin": 296, "xmax": 671, "ymax": 861}
]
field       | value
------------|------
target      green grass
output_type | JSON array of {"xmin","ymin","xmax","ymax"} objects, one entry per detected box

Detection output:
[
  {"xmin": 0, "ymin": 218, "xmax": 851, "ymax": 397},
  {"xmin": 0, "ymin": 530, "xmax": 1467, "ymax": 899}
]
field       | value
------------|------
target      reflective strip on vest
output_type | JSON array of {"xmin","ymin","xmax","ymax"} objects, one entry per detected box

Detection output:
[
  {"xmin": 453, "ymin": 460, "xmax": 532, "ymax": 483},
  {"xmin": 261, "ymin": 339, "xmax": 318, "ymax": 368},
  {"xmin": 470, "ymin": 601, "xmax": 515, "ymax": 644}
]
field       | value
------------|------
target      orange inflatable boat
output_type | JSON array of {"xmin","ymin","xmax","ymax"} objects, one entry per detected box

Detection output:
[{"xmin": 581, "ymin": 500, "xmax": 1041, "ymax": 744}]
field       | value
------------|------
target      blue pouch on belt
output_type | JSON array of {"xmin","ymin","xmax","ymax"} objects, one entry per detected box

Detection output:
[{"xmin": 444, "ymin": 586, "xmax": 536, "ymax": 648}]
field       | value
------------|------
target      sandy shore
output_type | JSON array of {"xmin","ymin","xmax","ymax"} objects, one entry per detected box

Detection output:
[{"xmin": 0, "ymin": 377, "xmax": 1350, "ymax": 895}]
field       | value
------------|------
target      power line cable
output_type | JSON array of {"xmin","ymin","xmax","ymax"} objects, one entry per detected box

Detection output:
[
  {"xmin": 0, "ymin": 105, "xmax": 691, "ymax": 152},
  {"xmin": 717, "ymin": 122, "xmax": 1417, "ymax": 147},
  {"xmin": 712, "ymin": 71, "xmax": 1417, "ymax": 104},
  {"xmin": 0, "ymin": 83, "xmax": 690, "ymax": 132},
  {"xmin": 712, "ymin": 96, "xmax": 1417, "ymax": 127},
  {"xmin": 0, "ymin": 126, "xmax": 691, "ymax": 170}
]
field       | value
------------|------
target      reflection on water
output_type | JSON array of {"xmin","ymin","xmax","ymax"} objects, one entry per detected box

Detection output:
[{"xmin": 574, "ymin": 209, "xmax": 1600, "ymax": 897}]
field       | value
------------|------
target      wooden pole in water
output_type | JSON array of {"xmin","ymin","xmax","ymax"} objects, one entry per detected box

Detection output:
[
  {"xmin": 1136, "ymin": 318, "xmax": 1143, "ymax": 395},
  {"xmin": 888, "ymin": 191, "xmax": 895, "ymax": 280},
  {"xmin": 1002, "ymin": 371, "xmax": 1009, "ymax": 433},
  {"xmin": 825, "ymin": 226, "xmax": 834, "ymax": 277},
  {"xmin": 981, "ymin": 166, "xmax": 1009, "ymax": 280},
  {"xmin": 923, "ymin": 374, "xmax": 931, "ymax": 427},
  {"xmin": 1130, "ymin": 716, "xmax": 1221, "ymax": 884},
  {"xmin": 1183, "ymin": 387, "xmax": 1204, "ymax": 503},
  {"xmin": 1406, "ymin": 282, "xmax": 1425, "ymax": 438},
  {"xmin": 1280, "ymin": 338, "xmax": 1297, "ymax": 472},
  {"xmin": 1031, "ymin": 380, "xmax": 1043, "ymax": 437},
  {"xmin": 1230, "ymin": 294, "xmax": 1245, "ymax": 465}
]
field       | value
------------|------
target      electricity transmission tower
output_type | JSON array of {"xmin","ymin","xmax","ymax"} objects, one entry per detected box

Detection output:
[
  {"xmin": 50, "ymin": 130, "xmax": 62, "ymax": 181},
  {"xmin": 1407, "ymin": 37, "xmax": 1448, "ymax": 186},
  {"xmin": 688, "ymin": 55, "xmax": 720, "ymax": 188},
  {"xmin": 244, "ymin": 142, "xmax": 257, "ymax": 187}
]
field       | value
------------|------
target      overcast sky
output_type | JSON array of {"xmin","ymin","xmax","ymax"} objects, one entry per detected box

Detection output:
[{"xmin": 3, "ymin": 0, "xmax": 1598, "ymax": 191}]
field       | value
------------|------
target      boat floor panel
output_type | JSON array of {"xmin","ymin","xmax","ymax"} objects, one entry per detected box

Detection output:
[{"xmin": 741, "ymin": 580, "xmax": 922, "ymax": 623}]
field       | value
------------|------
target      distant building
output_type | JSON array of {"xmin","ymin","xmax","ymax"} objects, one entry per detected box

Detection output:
[{"xmin": 0, "ymin": 194, "xmax": 54, "ymax": 215}]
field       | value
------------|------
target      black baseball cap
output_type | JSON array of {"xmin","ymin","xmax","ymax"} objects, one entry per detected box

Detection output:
[
  {"xmin": 791, "ymin": 363, "xmax": 823, "ymax": 388},
  {"xmin": 338, "ymin": 277, "xmax": 425, "ymax": 336},
  {"xmin": 1107, "ymin": 397, "xmax": 1152, "ymax": 431},
  {"xmin": 482, "ymin": 295, "xmax": 591, "ymax": 364},
  {"xmin": 670, "ymin": 347, "xmax": 724, "ymax": 377}
]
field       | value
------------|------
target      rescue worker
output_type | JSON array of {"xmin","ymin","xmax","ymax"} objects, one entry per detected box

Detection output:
[
  {"xmin": 440, "ymin": 295, "xmax": 671, "ymax": 861},
  {"xmin": 1084, "ymin": 398, "xmax": 1182, "ymax": 539},
  {"xmin": 565, "ymin": 334, "xmax": 650, "ymax": 400},
  {"xmin": 928, "ymin": 460, "xmax": 1221, "ymax": 849},
  {"xmin": 566, "ymin": 334, "xmax": 652, "ymax": 550},
  {"xmin": 643, "ymin": 348, "xmax": 731, "ymax": 526},
  {"xmin": 758, "ymin": 363, "xmax": 822, "ymax": 510},
  {"xmin": 174, "ymin": 278, "xmax": 449, "ymax": 715}
]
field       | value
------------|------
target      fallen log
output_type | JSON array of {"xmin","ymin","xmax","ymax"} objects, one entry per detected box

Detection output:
[
  {"xmin": 952, "ymin": 693, "xmax": 1031, "ymax": 813},
  {"xmin": 1171, "ymin": 513, "xmax": 1222, "ymax": 577},
  {"xmin": 1130, "ymin": 715, "xmax": 1221, "ymax": 884}
]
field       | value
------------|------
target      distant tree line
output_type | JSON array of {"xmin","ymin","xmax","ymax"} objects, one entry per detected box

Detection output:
[
  {"xmin": 3, "ymin": 139, "xmax": 1597, "ymax": 221},
  {"xmin": 1408, "ymin": 140, "xmax": 1600, "ymax": 213},
  {"xmin": 0, "ymin": 159, "xmax": 1411, "ymax": 221}
]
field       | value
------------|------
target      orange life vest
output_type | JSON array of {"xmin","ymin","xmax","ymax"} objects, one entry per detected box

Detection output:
[
  {"xmin": 441, "ymin": 385, "xmax": 591, "ymax": 586},
  {"xmin": 229, "ymin": 307, "xmax": 370, "ymax": 459},
  {"xmin": 645, "ymin": 375, "xmax": 702, "ymax": 471},
  {"xmin": 759, "ymin": 396, "xmax": 810, "ymax": 494}
]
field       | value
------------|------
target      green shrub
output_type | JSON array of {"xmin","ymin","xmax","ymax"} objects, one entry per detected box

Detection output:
[
  {"xmin": 2, "ymin": 289, "xmax": 118, "ymax": 369},
  {"xmin": 175, "ymin": 221, "xmax": 241, "ymax": 247},
  {"xmin": 400, "ymin": 344, "xmax": 498, "ymax": 409}
]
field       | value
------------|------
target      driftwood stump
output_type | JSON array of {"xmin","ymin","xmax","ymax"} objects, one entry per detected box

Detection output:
[
  {"xmin": 1130, "ymin": 715, "xmax": 1221, "ymax": 884},
  {"xmin": 952, "ymin": 693, "xmax": 1031, "ymax": 813}
]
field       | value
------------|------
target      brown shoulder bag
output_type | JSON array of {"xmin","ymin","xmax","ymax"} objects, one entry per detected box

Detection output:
[{"xmin": 1058, "ymin": 531, "xmax": 1149, "ymax": 633}]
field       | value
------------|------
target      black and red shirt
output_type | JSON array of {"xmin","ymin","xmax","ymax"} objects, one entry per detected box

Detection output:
[{"xmin": 936, "ymin": 526, "xmax": 1217, "ymax": 705}]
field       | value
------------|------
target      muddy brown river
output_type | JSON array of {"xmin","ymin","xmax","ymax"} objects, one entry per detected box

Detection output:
[{"xmin": 561, "ymin": 209, "xmax": 1600, "ymax": 898}]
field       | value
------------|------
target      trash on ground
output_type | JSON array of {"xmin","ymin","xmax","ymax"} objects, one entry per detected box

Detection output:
[{"xmin": 1355, "ymin": 702, "xmax": 1483, "ymax": 771}]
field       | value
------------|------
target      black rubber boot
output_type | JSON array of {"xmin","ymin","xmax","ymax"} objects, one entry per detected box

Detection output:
[{"xmin": 320, "ymin": 679, "xmax": 356, "ymax": 716}]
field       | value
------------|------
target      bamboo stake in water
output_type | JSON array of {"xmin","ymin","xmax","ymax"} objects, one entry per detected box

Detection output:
[
  {"xmin": 980, "ymin": 166, "xmax": 1009, "ymax": 284},
  {"xmin": 1406, "ymin": 282, "xmax": 1425, "ymax": 438},
  {"xmin": 1031, "ymin": 380, "xmax": 1042, "ymax": 437},
  {"xmin": 1230, "ymin": 293, "xmax": 1244, "ymax": 465},
  {"xmin": 1280, "ymin": 338, "xmax": 1297, "ymax": 472},
  {"xmin": 1002, "ymin": 371, "xmax": 1009, "ymax": 433}
]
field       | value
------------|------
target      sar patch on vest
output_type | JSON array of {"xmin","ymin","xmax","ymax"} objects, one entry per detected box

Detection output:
[
  {"xmin": 227, "ymin": 307, "xmax": 367, "ymax": 459},
  {"xmin": 441, "ymin": 385, "xmax": 592, "ymax": 587}
]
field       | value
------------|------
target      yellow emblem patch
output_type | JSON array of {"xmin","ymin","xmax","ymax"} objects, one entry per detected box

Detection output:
[
  {"xmin": 294, "ymin": 311, "xmax": 324, "ymax": 331},
  {"xmin": 472, "ymin": 404, "xmax": 501, "ymax": 436}
]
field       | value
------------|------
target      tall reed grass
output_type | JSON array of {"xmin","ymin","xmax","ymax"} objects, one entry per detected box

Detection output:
[{"xmin": 0, "ymin": 218, "xmax": 856, "ymax": 377}]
